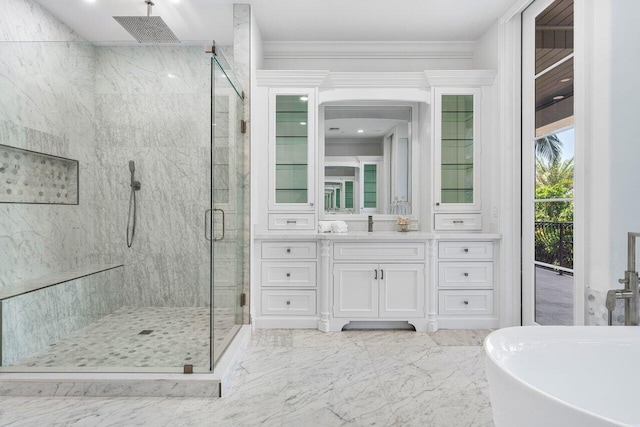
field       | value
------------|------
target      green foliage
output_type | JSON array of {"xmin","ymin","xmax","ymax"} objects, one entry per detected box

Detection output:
[{"xmin": 535, "ymin": 157, "xmax": 574, "ymax": 222}]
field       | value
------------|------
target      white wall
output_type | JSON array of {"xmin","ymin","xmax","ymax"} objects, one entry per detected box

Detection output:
[
  {"xmin": 263, "ymin": 57, "xmax": 473, "ymax": 72},
  {"xmin": 609, "ymin": 0, "xmax": 640, "ymax": 293}
]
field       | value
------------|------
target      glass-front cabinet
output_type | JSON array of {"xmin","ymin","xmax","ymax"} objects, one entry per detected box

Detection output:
[
  {"xmin": 433, "ymin": 87, "xmax": 481, "ymax": 211},
  {"xmin": 268, "ymin": 88, "xmax": 315, "ymax": 211}
]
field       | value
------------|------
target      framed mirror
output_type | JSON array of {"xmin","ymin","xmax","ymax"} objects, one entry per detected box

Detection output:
[{"xmin": 321, "ymin": 104, "xmax": 416, "ymax": 217}]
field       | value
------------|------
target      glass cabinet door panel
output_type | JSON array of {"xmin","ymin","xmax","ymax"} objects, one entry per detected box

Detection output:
[
  {"xmin": 274, "ymin": 94, "xmax": 309, "ymax": 204},
  {"xmin": 439, "ymin": 94, "xmax": 476, "ymax": 206},
  {"xmin": 344, "ymin": 181, "xmax": 354, "ymax": 209},
  {"xmin": 363, "ymin": 164, "xmax": 377, "ymax": 208}
]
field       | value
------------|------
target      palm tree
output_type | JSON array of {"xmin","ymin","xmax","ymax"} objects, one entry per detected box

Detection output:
[
  {"xmin": 536, "ymin": 157, "xmax": 574, "ymax": 188},
  {"xmin": 535, "ymin": 134, "xmax": 563, "ymax": 164}
]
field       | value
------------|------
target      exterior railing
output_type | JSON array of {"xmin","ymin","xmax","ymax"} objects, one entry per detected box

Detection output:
[{"xmin": 535, "ymin": 221, "xmax": 573, "ymax": 270}]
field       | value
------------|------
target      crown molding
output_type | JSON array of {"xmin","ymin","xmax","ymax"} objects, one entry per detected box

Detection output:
[
  {"xmin": 256, "ymin": 70, "xmax": 330, "ymax": 87},
  {"xmin": 262, "ymin": 41, "xmax": 476, "ymax": 60},
  {"xmin": 323, "ymin": 72, "xmax": 428, "ymax": 89},
  {"xmin": 423, "ymin": 70, "xmax": 497, "ymax": 86}
]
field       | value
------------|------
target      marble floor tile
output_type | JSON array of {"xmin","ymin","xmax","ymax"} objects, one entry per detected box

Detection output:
[
  {"xmin": 428, "ymin": 329, "xmax": 493, "ymax": 346},
  {"xmin": 0, "ymin": 329, "xmax": 495, "ymax": 426},
  {"xmin": 250, "ymin": 329, "xmax": 294, "ymax": 347}
]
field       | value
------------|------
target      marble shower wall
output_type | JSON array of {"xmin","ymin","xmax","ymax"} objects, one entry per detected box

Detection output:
[
  {"xmin": 0, "ymin": 3, "xmax": 102, "ymax": 289},
  {"xmin": 94, "ymin": 45, "xmax": 215, "ymax": 307},
  {"xmin": 1, "ymin": 266, "xmax": 124, "ymax": 366}
]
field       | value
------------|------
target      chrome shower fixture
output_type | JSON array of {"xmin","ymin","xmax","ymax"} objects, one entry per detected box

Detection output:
[
  {"xmin": 114, "ymin": 0, "xmax": 181, "ymax": 44},
  {"xmin": 127, "ymin": 160, "xmax": 141, "ymax": 248}
]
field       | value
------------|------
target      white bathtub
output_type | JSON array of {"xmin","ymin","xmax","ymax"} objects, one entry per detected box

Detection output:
[{"xmin": 484, "ymin": 326, "xmax": 640, "ymax": 427}]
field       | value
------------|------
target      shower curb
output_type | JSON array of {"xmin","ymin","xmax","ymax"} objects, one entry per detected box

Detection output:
[{"xmin": 0, "ymin": 326, "xmax": 250, "ymax": 398}]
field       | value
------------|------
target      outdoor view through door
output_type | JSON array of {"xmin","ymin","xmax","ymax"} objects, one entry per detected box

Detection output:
[{"xmin": 523, "ymin": 0, "xmax": 575, "ymax": 325}]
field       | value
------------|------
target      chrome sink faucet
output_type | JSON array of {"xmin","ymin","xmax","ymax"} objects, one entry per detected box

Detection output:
[{"xmin": 606, "ymin": 232, "xmax": 640, "ymax": 325}]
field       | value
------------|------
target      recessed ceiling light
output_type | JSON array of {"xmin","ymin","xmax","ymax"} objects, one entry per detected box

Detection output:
[
  {"xmin": 553, "ymin": 95, "xmax": 565, "ymax": 100},
  {"xmin": 167, "ymin": 73, "xmax": 178, "ymax": 79},
  {"xmin": 84, "ymin": 0, "xmax": 97, "ymax": 3},
  {"xmin": 560, "ymin": 78, "xmax": 571, "ymax": 83},
  {"xmin": 300, "ymin": 96, "xmax": 308, "ymax": 101},
  {"xmin": 300, "ymin": 122, "xmax": 307, "ymax": 125},
  {"xmin": 357, "ymin": 129, "xmax": 364, "ymax": 133}
]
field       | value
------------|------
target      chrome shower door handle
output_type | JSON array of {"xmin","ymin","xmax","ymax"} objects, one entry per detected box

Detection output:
[
  {"xmin": 204, "ymin": 209, "xmax": 213, "ymax": 241},
  {"xmin": 214, "ymin": 208, "xmax": 225, "ymax": 241}
]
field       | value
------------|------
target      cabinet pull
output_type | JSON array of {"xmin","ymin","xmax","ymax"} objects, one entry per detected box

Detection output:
[
  {"xmin": 381, "ymin": 269, "xmax": 384, "ymax": 280},
  {"xmin": 453, "ymin": 220, "xmax": 464, "ymax": 224},
  {"xmin": 286, "ymin": 220, "xmax": 297, "ymax": 224},
  {"xmin": 286, "ymin": 248, "xmax": 291, "ymax": 254},
  {"xmin": 463, "ymin": 300, "xmax": 469, "ymax": 305},
  {"xmin": 463, "ymin": 248, "xmax": 469, "ymax": 253},
  {"xmin": 463, "ymin": 272, "xmax": 469, "ymax": 277},
  {"xmin": 286, "ymin": 273, "xmax": 291, "ymax": 278},
  {"xmin": 374, "ymin": 269, "xmax": 378, "ymax": 279}
]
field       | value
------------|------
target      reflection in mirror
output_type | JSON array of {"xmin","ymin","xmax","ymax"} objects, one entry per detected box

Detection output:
[{"xmin": 323, "ymin": 106, "xmax": 412, "ymax": 215}]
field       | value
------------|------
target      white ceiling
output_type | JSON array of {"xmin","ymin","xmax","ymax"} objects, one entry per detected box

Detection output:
[{"xmin": 35, "ymin": 0, "xmax": 518, "ymax": 45}]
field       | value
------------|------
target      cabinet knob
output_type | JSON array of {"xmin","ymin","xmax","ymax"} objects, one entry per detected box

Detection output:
[
  {"xmin": 436, "ymin": 202, "xmax": 440, "ymax": 206},
  {"xmin": 286, "ymin": 248, "xmax": 291, "ymax": 254},
  {"xmin": 463, "ymin": 248, "xmax": 469, "ymax": 253},
  {"xmin": 463, "ymin": 300, "xmax": 469, "ymax": 305},
  {"xmin": 286, "ymin": 300, "xmax": 291, "ymax": 305},
  {"xmin": 286, "ymin": 273, "xmax": 291, "ymax": 278},
  {"xmin": 463, "ymin": 272, "xmax": 469, "ymax": 277}
]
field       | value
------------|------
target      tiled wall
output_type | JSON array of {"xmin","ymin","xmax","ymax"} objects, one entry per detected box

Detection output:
[
  {"xmin": 1, "ymin": 266, "xmax": 124, "ymax": 366},
  {"xmin": 0, "ymin": 2, "xmax": 101, "ymax": 288}
]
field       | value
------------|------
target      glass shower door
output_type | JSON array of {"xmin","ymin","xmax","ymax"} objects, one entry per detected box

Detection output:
[{"xmin": 210, "ymin": 52, "xmax": 245, "ymax": 368}]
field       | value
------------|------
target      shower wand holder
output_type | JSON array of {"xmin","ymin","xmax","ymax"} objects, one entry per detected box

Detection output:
[{"xmin": 132, "ymin": 181, "xmax": 141, "ymax": 191}]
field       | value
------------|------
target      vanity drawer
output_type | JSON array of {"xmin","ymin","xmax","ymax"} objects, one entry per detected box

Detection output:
[
  {"xmin": 261, "ymin": 290, "xmax": 317, "ymax": 316},
  {"xmin": 434, "ymin": 213, "xmax": 482, "ymax": 231},
  {"xmin": 261, "ymin": 241, "xmax": 317, "ymax": 259},
  {"xmin": 438, "ymin": 290, "xmax": 494, "ymax": 315},
  {"xmin": 438, "ymin": 241, "xmax": 493, "ymax": 260},
  {"xmin": 268, "ymin": 213, "xmax": 315, "ymax": 230},
  {"xmin": 261, "ymin": 262, "xmax": 317, "ymax": 287},
  {"xmin": 438, "ymin": 262, "xmax": 493, "ymax": 289},
  {"xmin": 333, "ymin": 243, "xmax": 425, "ymax": 261}
]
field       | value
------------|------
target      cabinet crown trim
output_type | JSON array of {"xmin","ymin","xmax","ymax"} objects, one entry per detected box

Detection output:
[
  {"xmin": 424, "ymin": 70, "xmax": 497, "ymax": 87},
  {"xmin": 257, "ymin": 70, "xmax": 330, "ymax": 87}
]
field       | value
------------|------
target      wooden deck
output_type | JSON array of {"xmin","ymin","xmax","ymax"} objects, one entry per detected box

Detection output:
[{"xmin": 535, "ymin": 266, "xmax": 574, "ymax": 325}]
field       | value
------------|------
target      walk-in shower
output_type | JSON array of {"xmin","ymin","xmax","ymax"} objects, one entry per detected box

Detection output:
[{"xmin": 0, "ymin": 37, "xmax": 246, "ymax": 373}]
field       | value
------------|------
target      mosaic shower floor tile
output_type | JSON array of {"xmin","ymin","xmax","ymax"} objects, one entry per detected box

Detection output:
[{"xmin": 11, "ymin": 306, "xmax": 238, "ymax": 369}]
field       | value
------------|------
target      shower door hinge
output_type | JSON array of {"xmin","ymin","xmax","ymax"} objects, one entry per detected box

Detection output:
[
  {"xmin": 240, "ymin": 292, "xmax": 247, "ymax": 307},
  {"xmin": 183, "ymin": 364, "xmax": 193, "ymax": 374},
  {"xmin": 241, "ymin": 120, "xmax": 247, "ymax": 134}
]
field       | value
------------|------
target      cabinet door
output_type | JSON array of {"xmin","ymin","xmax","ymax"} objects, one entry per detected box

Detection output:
[
  {"xmin": 268, "ymin": 88, "xmax": 315, "ymax": 211},
  {"xmin": 379, "ymin": 263, "xmax": 425, "ymax": 318},
  {"xmin": 333, "ymin": 264, "xmax": 378, "ymax": 318},
  {"xmin": 434, "ymin": 88, "xmax": 481, "ymax": 211}
]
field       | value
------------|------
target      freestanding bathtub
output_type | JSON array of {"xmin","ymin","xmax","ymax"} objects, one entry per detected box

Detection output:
[{"xmin": 484, "ymin": 326, "xmax": 640, "ymax": 427}]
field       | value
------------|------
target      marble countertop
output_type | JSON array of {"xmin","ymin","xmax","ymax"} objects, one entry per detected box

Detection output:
[
  {"xmin": 0, "ymin": 263, "xmax": 124, "ymax": 301},
  {"xmin": 254, "ymin": 231, "xmax": 501, "ymax": 241}
]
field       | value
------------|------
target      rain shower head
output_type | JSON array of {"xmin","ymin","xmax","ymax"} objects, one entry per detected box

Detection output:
[{"xmin": 114, "ymin": 0, "xmax": 180, "ymax": 44}]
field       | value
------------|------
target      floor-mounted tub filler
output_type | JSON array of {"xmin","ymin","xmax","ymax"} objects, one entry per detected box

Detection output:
[{"xmin": 485, "ymin": 326, "xmax": 640, "ymax": 427}]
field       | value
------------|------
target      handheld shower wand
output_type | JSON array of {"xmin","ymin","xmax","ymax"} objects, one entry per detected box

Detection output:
[{"xmin": 127, "ymin": 161, "xmax": 141, "ymax": 248}]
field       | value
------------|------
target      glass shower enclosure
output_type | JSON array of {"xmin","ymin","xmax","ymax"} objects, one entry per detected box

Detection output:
[{"xmin": 0, "ymin": 39, "xmax": 245, "ymax": 373}]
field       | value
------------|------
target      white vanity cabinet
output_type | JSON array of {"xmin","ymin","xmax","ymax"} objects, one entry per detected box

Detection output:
[
  {"xmin": 267, "ymin": 88, "xmax": 317, "ymax": 230},
  {"xmin": 331, "ymin": 242, "xmax": 427, "ymax": 331},
  {"xmin": 255, "ymin": 240, "xmax": 319, "ymax": 328},
  {"xmin": 436, "ymin": 240, "xmax": 498, "ymax": 329}
]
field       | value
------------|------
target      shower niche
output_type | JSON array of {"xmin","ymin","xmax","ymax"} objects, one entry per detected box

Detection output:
[{"xmin": 0, "ymin": 144, "xmax": 78, "ymax": 205}]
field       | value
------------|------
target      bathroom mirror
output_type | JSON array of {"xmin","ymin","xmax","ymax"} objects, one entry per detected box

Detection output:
[{"xmin": 322, "ymin": 105, "xmax": 413, "ymax": 216}]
